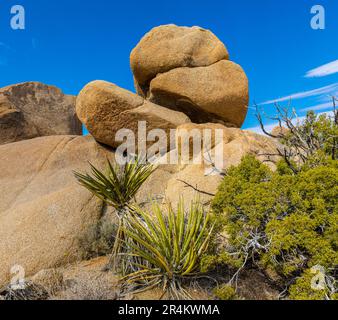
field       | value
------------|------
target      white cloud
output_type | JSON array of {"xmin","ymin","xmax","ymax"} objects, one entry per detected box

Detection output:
[
  {"xmin": 246, "ymin": 111, "xmax": 334, "ymax": 135},
  {"xmin": 258, "ymin": 83, "xmax": 338, "ymax": 106},
  {"xmin": 245, "ymin": 123, "xmax": 277, "ymax": 134},
  {"xmin": 305, "ymin": 60, "xmax": 338, "ymax": 78},
  {"xmin": 300, "ymin": 102, "xmax": 334, "ymax": 112}
]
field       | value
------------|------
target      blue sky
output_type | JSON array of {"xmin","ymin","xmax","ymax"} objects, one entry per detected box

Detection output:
[{"xmin": 0, "ymin": 0, "xmax": 337, "ymax": 132}]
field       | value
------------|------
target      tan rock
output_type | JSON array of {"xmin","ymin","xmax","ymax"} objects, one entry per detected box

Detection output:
[
  {"xmin": 76, "ymin": 80, "xmax": 190, "ymax": 148},
  {"xmin": 0, "ymin": 82, "xmax": 82, "ymax": 145},
  {"xmin": 162, "ymin": 125, "xmax": 279, "ymax": 210},
  {"xmin": 164, "ymin": 164, "xmax": 222, "ymax": 210},
  {"xmin": 149, "ymin": 60, "xmax": 249, "ymax": 127},
  {"xmin": 130, "ymin": 24, "xmax": 229, "ymax": 96},
  {"xmin": 0, "ymin": 135, "xmax": 113, "ymax": 288},
  {"xmin": 271, "ymin": 126, "xmax": 290, "ymax": 137},
  {"xmin": 175, "ymin": 122, "xmax": 242, "ymax": 160},
  {"xmin": 52, "ymin": 257, "xmax": 119, "ymax": 300}
]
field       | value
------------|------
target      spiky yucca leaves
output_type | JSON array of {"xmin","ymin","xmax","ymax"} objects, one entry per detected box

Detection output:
[
  {"xmin": 73, "ymin": 157, "xmax": 155, "ymax": 272},
  {"xmin": 73, "ymin": 157, "xmax": 155, "ymax": 211},
  {"xmin": 121, "ymin": 200, "xmax": 214, "ymax": 299}
]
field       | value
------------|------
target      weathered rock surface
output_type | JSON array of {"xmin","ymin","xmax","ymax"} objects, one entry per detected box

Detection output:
[
  {"xmin": 0, "ymin": 82, "xmax": 82, "ymax": 145},
  {"xmin": 149, "ymin": 60, "xmax": 248, "ymax": 126},
  {"xmin": 130, "ymin": 24, "xmax": 229, "ymax": 97},
  {"xmin": 130, "ymin": 25, "xmax": 248, "ymax": 127},
  {"xmin": 0, "ymin": 135, "xmax": 112, "ymax": 288},
  {"xmin": 271, "ymin": 125, "xmax": 290, "ymax": 137},
  {"xmin": 0, "ymin": 129, "xmax": 279, "ymax": 289},
  {"xmin": 137, "ymin": 124, "xmax": 279, "ymax": 211},
  {"xmin": 76, "ymin": 80, "xmax": 190, "ymax": 148}
]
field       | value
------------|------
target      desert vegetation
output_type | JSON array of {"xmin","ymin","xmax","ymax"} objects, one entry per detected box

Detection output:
[
  {"xmin": 74, "ymin": 100, "xmax": 337, "ymax": 300},
  {"xmin": 204, "ymin": 99, "xmax": 338, "ymax": 300},
  {"xmin": 1, "ymin": 24, "xmax": 336, "ymax": 301}
]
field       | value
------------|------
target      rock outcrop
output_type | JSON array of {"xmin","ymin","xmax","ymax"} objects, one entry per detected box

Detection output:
[
  {"xmin": 76, "ymin": 80, "xmax": 190, "ymax": 148},
  {"xmin": 0, "ymin": 135, "xmax": 112, "ymax": 288},
  {"xmin": 130, "ymin": 25, "xmax": 229, "ymax": 97},
  {"xmin": 0, "ymin": 25, "xmax": 283, "ymax": 298},
  {"xmin": 130, "ymin": 25, "xmax": 248, "ymax": 127},
  {"xmin": 0, "ymin": 82, "xmax": 82, "ymax": 145},
  {"xmin": 149, "ymin": 60, "xmax": 248, "ymax": 126}
]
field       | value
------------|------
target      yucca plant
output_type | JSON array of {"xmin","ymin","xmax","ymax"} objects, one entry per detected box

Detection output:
[
  {"xmin": 121, "ymin": 200, "xmax": 214, "ymax": 299},
  {"xmin": 73, "ymin": 157, "xmax": 155, "ymax": 272}
]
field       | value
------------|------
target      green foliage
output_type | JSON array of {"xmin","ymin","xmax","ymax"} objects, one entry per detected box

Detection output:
[
  {"xmin": 121, "ymin": 200, "xmax": 214, "ymax": 299},
  {"xmin": 74, "ymin": 157, "xmax": 155, "ymax": 211},
  {"xmin": 288, "ymin": 268, "xmax": 337, "ymax": 300},
  {"xmin": 74, "ymin": 157, "xmax": 155, "ymax": 272},
  {"xmin": 213, "ymin": 284, "xmax": 239, "ymax": 300},
  {"xmin": 210, "ymin": 155, "xmax": 338, "ymax": 299}
]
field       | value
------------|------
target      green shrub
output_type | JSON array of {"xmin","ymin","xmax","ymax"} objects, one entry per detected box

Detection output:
[
  {"xmin": 210, "ymin": 155, "xmax": 338, "ymax": 299},
  {"xmin": 288, "ymin": 268, "xmax": 337, "ymax": 300},
  {"xmin": 213, "ymin": 284, "xmax": 239, "ymax": 300}
]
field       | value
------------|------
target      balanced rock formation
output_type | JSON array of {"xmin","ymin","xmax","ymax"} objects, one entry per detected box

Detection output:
[
  {"xmin": 76, "ymin": 80, "xmax": 190, "ymax": 148},
  {"xmin": 130, "ymin": 25, "xmax": 248, "ymax": 127},
  {"xmin": 130, "ymin": 25, "xmax": 229, "ymax": 97},
  {"xmin": 0, "ymin": 135, "xmax": 113, "ymax": 288},
  {"xmin": 0, "ymin": 82, "xmax": 82, "ymax": 145}
]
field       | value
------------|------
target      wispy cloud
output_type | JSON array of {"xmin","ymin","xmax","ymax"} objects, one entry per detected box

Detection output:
[
  {"xmin": 305, "ymin": 60, "xmax": 338, "ymax": 78},
  {"xmin": 300, "ymin": 102, "xmax": 334, "ymax": 112},
  {"xmin": 258, "ymin": 83, "xmax": 338, "ymax": 106},
  {"xmin": 247, "ymin": 111, "xmax": 334, "ymax": 134}
]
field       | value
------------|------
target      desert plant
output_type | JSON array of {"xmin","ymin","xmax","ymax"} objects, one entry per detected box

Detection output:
[
  {"xmin": 74, "ymin": 157, "xmax": 155, "ymax": 272},
  {"xmin": 209, "ymin": 155, "xmax": 338, "ymax": 299},
  {"xmin": 256, "ymin": 96, "xmax": 338, "ymax": 172},
  {"xmin": 213, "ymin": 284, "xmax": 239, "ymax": 300},
  {"xmin": 120, "ymin": 200, "xmax": 214, "ymax": 300},
  {"xmin": 0, "ymin": 282, "xmax": 49, "ymax": 300}
]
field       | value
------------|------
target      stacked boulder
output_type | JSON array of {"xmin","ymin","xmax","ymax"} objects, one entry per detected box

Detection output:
[
  {"xmin": 76, "ymin": 24, "xmax": 249, "ymax": 149},
  {"xmin": 0, "ymin": 25, "xmax": 279, "ymax": 288},
  {"xmin": 131, "ymin": 25, "xmax": 248, "ymax": 127}
]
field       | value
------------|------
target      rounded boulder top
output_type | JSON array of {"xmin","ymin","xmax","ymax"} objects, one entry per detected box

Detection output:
[
  {"xmin": 130, "ymin": 25, "xmax": 248, "ymax": 128},
  {"xmin": 130, "ymin": 24, "xmax": 229, "ymax": 97}
]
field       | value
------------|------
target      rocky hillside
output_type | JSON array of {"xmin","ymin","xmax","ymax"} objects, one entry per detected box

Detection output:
[
  {"xmin": 0, "ymin": 25, "xmax": 280, "ymax": 298},
  {"xmin": 0, "ymin": 82, "xmax": 82, "ymax": 145}
]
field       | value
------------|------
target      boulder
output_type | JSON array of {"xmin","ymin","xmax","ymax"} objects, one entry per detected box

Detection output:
[
  {"xmin": 149, "ymin": 60, "xmax": 248, "ymax": 127},
  {"xmin": 0, "ymin": 126, "xmax": 279, "ymax": 289},
  {"xmin": 130, "ymin": 25, "xmax": 248, "ymax": 127},
  {"xmin": 0, "ymin": 135, "xmax": 112, "ymax": 288},
  {"xmin": 137, "ymin": 125, "xmax": 279, "ymax": 211},
  {"xmin": 130, "ymin": 24, "xmax": 229, "ymax": 97},
  {"xmin": 0, "ymin": 82, "xmax": 82, "ymax": 145},
  {"xmin": 76, "ymin": 80, "xmax": 190, "ymax": 148},
  {"xmin": 271, "ymin": 126, "xmax": 290, "ymax": 137},
  {"xmin": 175, "ymin": 122, "xmax": 243, "ymax": 159}
]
